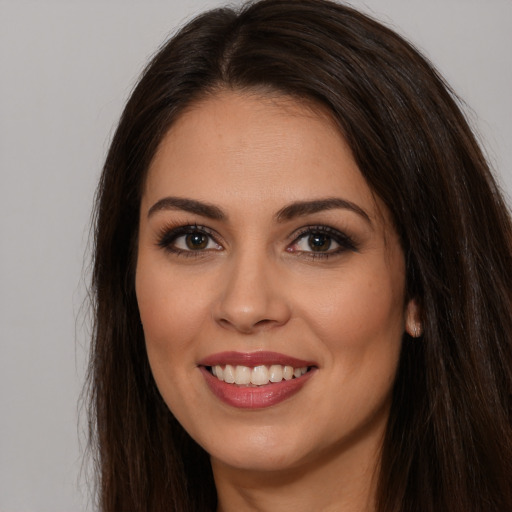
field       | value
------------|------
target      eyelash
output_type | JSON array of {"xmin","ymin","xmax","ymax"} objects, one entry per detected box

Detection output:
[
  {"xmin": 156, "ymin": 224, "xmax": 221, "ymax": 258},
  {"xmin": 289, "ymin": 225, "xmax": 358, "ymax": 259},
  {"xmin": 156, "ymin": 224, "xmax": 358, "ymax": 259}
]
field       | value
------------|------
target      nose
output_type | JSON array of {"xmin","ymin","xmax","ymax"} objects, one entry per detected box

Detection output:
[{"xmin": 213, "ymin": 250, "xmax": 292, "ymax": 334}]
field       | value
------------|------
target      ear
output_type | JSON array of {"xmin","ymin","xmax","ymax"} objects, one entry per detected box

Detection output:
[{"xmin": 405, "ymin": 299, "xmax": 423, "ymax": 338}]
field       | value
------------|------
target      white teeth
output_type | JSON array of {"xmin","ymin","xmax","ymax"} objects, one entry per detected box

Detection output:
[
  {"xmin": 283, "ymin": 366, "xmax": 294, "ymax": 380},
  {"xmin": 293, "ymin": 366, "xmax": 308, "ymax": 378},
  {"xmin": 213, "ymin": 365, "xmax": 224, "ymax": 381},
  {"xmin": 224, "ymin": 364, "xmax": 235, "ymax": 383},
  {"xmin": 210, "ymin": 364, "xmax": 309, "ymax": 386},
  {"xmin": 251, "ymin": 365, "xmax": 269, "ymax": 385},
  {"xmin": 269, "ymin": 364, "xmax": 283, "ymax": 383},
  {"xmin": 235, "ymin": 365, "xmax": 251, "ymax": 385}
]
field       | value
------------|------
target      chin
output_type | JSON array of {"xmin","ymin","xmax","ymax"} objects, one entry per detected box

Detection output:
[{"xmin": 189, "ymin": 418, "xmax": 301, "ymax": 468}]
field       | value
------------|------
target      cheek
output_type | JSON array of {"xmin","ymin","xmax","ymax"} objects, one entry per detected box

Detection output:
[
  {"xmin": 135, "ymin": 258, "xmax": 209, "ymax": 419},
  {"xmin": 301, "ymin": 265, "xmax": 405, "ymax": 347},
  {"xmin": 300, "ymin": 268, "xmax": 404, "ymax": 430},
  {"xmin": 135, "ymin": 255, "xmax": 209, "ymax": 360}
]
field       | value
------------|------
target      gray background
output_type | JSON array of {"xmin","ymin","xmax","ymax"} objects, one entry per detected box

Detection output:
[{"xmin": 1, "ymin": 1, "xmax": 510, "ymax": 510}]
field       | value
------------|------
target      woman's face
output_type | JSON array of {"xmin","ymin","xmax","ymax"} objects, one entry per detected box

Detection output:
[{"xmin": 136, "ymin": 91, "xmax": 415, "ymax": 476}]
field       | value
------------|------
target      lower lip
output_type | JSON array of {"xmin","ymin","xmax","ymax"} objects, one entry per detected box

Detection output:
[{"xmin": 200, "ymin": 367, "xmax": 316, "ymax": 409}]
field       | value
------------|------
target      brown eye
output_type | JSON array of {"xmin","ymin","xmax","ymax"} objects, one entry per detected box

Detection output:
[
  {"xmin": 287, "ymin": 226, "xmax": 357, "ymax": 258},
  {"xmin": 308, "ymin": 233, "xmax": 332, "ymax": 252},
  {"xmin": 185, "ymin": 233, "xmax": 209, "ymax": 250},
  {"xmin": 158, "ymin": 226, "xmax": 223, "ymax": 254}
]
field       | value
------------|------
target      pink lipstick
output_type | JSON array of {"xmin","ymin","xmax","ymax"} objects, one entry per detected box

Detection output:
[{"xmin": 198, "ymin": 351, "xmax": 317, "ymax": 409}]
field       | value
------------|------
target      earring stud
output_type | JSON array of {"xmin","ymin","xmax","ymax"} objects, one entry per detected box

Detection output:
[{"xmin": 413, "ymin": 324, "xmax": 422, "ymax": 338}]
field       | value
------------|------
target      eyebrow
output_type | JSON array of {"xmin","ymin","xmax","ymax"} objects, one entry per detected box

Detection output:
[
  {"xmin": 147, "ymin": 197, "xmax": 226, "ymax": 220},
  {"xmin": 147, "ymin": 196, "xmax": 371, "ymax": 224},
  {"xmin": 276, "ymin": 198, "xmax": 371, "ymax": 224}
]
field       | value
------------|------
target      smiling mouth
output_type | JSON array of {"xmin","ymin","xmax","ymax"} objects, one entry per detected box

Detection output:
[
  {"xmin": 199, "ymin": 353, "xmax": 317, "ymax": 408},
  {"xmin": 206, "ymin": 364, "xmax": 313, "ymax": 386}
]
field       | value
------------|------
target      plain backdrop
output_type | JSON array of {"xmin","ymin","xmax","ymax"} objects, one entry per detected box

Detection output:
[{"xmin": 0, "ymin": 1, "xmax": 510, "ymax": 510}]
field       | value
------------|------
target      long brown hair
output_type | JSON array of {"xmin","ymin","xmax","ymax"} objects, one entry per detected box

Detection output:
[{"xmin": 87, "ymin": 0, "xmax": 512, "ymax": 510}]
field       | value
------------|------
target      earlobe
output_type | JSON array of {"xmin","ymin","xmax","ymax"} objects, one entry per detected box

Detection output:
[{"xmin": 405, "ymin": 299, "xmax": 423, "ymax": 338}]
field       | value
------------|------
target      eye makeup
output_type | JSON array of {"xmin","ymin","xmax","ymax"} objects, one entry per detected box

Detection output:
[
  {"xmin": 155, "ymin": 220, "xmax": 359, "ymax": 261},
  {"xmin": 156, "ymin": 223, "xmax": 223, "ymax": 258},
  {"xmin": 286, "ymin": 225, "xmax": 359, "ymax": 259}
]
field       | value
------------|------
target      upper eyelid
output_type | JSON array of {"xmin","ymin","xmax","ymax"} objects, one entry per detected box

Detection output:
[
  {"xmin": 156, "ymin": 223, "xmax": 356, "ymax": 250},
  {"xmin": 289, "ymin": 225, "xmax": 358, "ymax": 251},
  {"xmin": 158, "ymin": 224, "xmax": 219, "ymax": 239},
  {"xmin": 289, "ymin": 224, "xmax": 351, "ymax": 241},
  {"xmin": 156, "ymin": 224, "xmax": 223, "ymax": 249}
]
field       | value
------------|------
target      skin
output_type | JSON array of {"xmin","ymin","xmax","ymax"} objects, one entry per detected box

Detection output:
[{"xmin": 136, "ymin": 90, "xmax": 419, "ymax": 512}]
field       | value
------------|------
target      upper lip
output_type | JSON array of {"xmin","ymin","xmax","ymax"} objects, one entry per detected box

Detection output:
[{"xmin": 197, "ymin": 351, "xmax": 317, "ymax": 368}]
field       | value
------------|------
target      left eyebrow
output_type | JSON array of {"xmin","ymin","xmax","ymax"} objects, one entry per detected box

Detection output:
[
  {"xmin": 147, "ymin": 196, "xmax": 226, "ymax": 220},
  {"xmin": 275, "ymin": 197, "xmax": 371, "ymax": 224}
]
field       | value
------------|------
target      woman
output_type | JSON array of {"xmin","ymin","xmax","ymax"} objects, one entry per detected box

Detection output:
[{"xmin": 87, "ymin": 0, "xmax": 512, "ymax": 510}]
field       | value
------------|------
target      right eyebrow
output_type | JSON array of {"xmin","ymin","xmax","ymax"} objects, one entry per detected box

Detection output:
[
  {"xmin": 275, "ymin": 197, "xmax": 371, "ymax": 225},
  {"xmin": 147, "ymin": 196, "xmax": 226, "ymax": 220}
]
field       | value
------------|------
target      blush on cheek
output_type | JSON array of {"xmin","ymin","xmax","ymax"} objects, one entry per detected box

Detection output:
[
  {"xmin": 137, "ymin": 279, "xmax": 186, "ymax": 348},
  {"xmin": 141, "ymin": 306, "xmax": 199, "ymax": 355},
  {"xmin": 312, "ymin": 294, "xmax": 402, "ymax": 347}
]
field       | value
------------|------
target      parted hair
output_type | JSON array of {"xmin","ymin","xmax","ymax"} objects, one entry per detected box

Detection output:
[{"xmin": 87, "ymin": 0, "xmax": 512, "ymax": 510}]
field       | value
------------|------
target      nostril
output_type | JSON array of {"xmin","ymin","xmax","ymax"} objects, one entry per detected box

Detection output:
[
  {"xmin": 253, "ymin": 318, "xmax": 278, "ymax": 330},
  {"xmin": 217, "ymin": 316, "xmax": 281, "ymax": 334}
]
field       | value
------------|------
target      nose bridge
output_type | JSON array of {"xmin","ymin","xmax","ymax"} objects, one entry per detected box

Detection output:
[{"xmin": 214, "ymin": 243, "xmax": 290, "ymax": 333}]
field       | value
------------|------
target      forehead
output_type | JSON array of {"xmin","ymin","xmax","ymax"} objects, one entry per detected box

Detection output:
[{"xmin": 143, "ymin": 90, "xmax": 385, "ymax": 225}]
